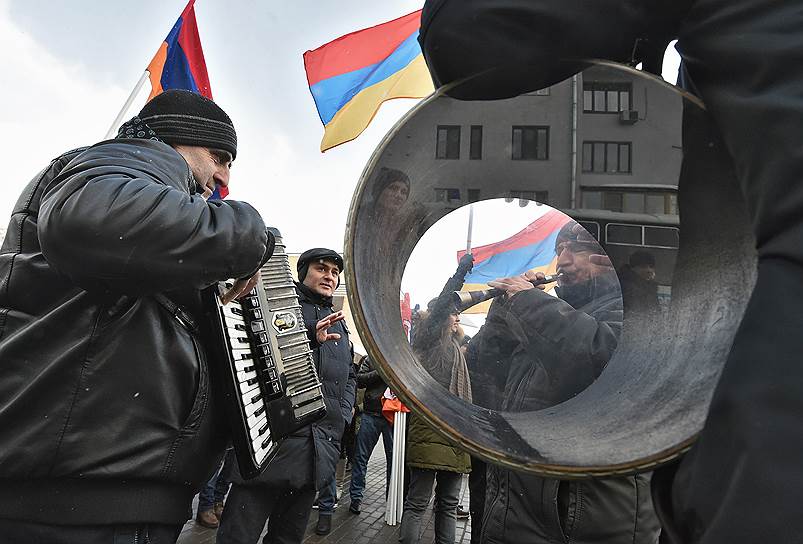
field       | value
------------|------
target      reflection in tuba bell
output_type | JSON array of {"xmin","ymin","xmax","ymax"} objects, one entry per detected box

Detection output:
[{"xmin": 344, "ymin": 61, "xmax": 756, "ymax": 477}]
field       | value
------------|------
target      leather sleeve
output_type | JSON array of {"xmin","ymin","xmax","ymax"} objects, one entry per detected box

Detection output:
[
  {"xmin": 38, "ymin": 139, "xmax": 271, "ymax": 295},
  {"xmin": 418, "ymin": 0, "xmax": 669, "ymax": 99}
]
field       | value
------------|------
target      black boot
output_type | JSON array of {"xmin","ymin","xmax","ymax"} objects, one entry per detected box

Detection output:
[{"xmin": 315, "ymin": 514, "xmax": 332, "ymax": 535}]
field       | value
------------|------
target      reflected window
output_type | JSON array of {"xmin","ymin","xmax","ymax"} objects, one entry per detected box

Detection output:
[
  {"xmin": 602, "ymin": 191, "xmax": 624, "ymax": 212},
  {"xmin": 606, "ymin": 224, "xmax": 642, "ymax": 245},
  {"xmin": 470, "ymin": 125, "xmax": 483, "ymax": 160},
  {"xmin": 583, "ymin": 82, "xmax": 632, "ymax": 113},
  {"xmin": 605, "ymin": 224, "xmax": 680, "ymax": 249},
  {"xmin": 434, "ymin": 188, "xmax": 461, "ymax": 203},
  {"xmin": 436, "ymin": 125, "xmax": 460, "ymax": 160},
  {"xmin": 512, "ymin": 126, "xmax": 549, "ymax": 160},
  {"xmin": 582, "ymin": 141, "xmax": 632, "ymax": 174},
  {"xmin": 508, "ymin": 190, "xmax": 548, "ymax": 205},
  {"xmin": 582, "ymin": 190, "xmax": 602, "ymax": 209},
  {"xmin": 578, "ymin": 221, "xmax": 601, "ymax": 241},
  {"xmin": 644, "ymin": 226, "xmax": 680, "ymax": 248}
]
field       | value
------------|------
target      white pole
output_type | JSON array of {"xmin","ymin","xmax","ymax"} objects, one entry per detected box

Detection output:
[
  {"xmin": 396, "ymin": 411, "xmax": 406, "ymax": 521},
  {"xmin": 104, "ymin": 70, "xmax": 151, "ymax": 140},
  {"xmin": 466, "ymin": 204, "xmax": 474, "ymax": 255},
  {"xmin": 386, "ymin": 414, "xmax": 401, "ymax": 525}
]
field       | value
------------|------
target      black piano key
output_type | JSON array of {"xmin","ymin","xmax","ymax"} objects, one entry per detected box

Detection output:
[
  {"xmin": 251, "ymin": 393, "xmax": 262, "ymax": 404},
  {"xmin": 253, "ymin": 405, "xmax": 265, "ymax": 417},
  {"xmin": 259, "ymin": 422, "xmax": 269, "ymax": 435},
  {"xmin": 261, "ymin": 437, "xmax": 272, "ymax": 449}
]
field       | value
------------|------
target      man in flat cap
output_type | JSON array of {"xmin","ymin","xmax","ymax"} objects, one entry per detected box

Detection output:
[{"xmin": 0, "ymin": 89, "xmax": 273, "ymax": 542}]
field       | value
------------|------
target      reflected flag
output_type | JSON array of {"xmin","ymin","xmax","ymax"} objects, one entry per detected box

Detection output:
[
  {"xmin": 303, "ymin": 10, "xmax": 435, "ymax": 152},
  {"xmin": 457, "ymin": 210, "xmax": 572, "ymax": 313}
]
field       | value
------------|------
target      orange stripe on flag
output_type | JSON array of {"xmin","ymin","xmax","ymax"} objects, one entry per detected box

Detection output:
[{"xmin": 146, "ymin": 43, "xmax": 169, "ymax": 101}]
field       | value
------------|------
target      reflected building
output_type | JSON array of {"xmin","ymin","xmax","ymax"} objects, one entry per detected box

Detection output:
[{"xmin": 378, "ymin": 65, "xmax": 682, "ymax": 290}]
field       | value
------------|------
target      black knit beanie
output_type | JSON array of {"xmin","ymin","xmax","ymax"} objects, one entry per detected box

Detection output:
[{"xmin": 133, "ymin": 89, "xmax": 237, "ymax": 159}]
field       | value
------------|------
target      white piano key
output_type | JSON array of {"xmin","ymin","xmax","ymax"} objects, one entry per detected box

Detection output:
[
  {"xmin": 236, "ymin": 369, "xmax": 257, "ymax": 383},
  {"xmin": 248, "ymin": 413, "xmax": 268, "ymax": 439},
  {"xmin": 238, "ymin": 379, "xmax": 260, "ymax": 395}
]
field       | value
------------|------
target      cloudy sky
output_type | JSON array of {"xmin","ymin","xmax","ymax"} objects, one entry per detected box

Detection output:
[{"xmin": 0, "ymin": 1, "xmax": 681, "ymax": 255}]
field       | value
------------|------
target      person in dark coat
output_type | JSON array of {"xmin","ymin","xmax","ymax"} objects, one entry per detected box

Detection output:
[
  {"xmin": 420, "ymin": 2, "xmax": 803, "ymax": 541},
  {"xmin": 0, "ymin": 89, "xmax": 273, "ymax": 543},
  {"xmin": 467, "ymin": 221, "xmax": 659, "ymax": 544},
  {"xmin": 400, "ymin": 256, "xmax": 474, "ymax": 544},
  {"xmin": 618, "ymin": 250, "xmax": 660, "ymax": 315},
  {"xmin": 347, "ymin": 354, "xmax": 393, "ymax": 514},
  {"xmin": 217, "ymin": 248, "xmax": 356, "ymax": 544}
]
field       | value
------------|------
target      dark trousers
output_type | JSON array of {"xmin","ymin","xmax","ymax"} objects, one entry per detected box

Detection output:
[
  {"xmin": 468, "ymin": 457, "xmax": 486, "ymax": 544},
  {"xmin": 349, "ymin": 412, "xmax": 393, "ymax": 503},
  {"xmin": 399, "ymin": 468, "xmax": 462, "ymax": 544},
  {"xmin": 215, "ymin": 483, "xmax": 316, "ymax": 544},
  {"xmin": 0, "ymin": 519, "xmax": 182, "ymax": 544}
]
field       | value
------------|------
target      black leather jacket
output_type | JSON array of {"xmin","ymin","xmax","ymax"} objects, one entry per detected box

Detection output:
[{"xmin": 0, "ymin": 139, "xmax": 272, "ymax": 525}]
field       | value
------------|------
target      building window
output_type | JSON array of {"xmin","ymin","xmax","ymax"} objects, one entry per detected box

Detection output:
[
  {"xmin": 436, "ymin": 126, "xmax": 460, "ymax": 159},
  {"xmin": 470, "ymin": 126, "xmax": 483, "ymax": 160},
  {"xmin": 582, "ymin": 82, "xmax": 632, "ymax": 113},
  {"xmin": 582, "ymin": 141, "xmax": 632, "ymax": 174},
  {"xmin": 512, "ymin": 126, "xmax": 549, "ymax": 160},
  {"xmin": 434, "ymin": 188, "xmax": 461, "ymax": 203}
]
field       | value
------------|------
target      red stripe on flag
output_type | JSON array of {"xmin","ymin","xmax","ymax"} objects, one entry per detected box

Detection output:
[
  {"xmin": 458, "ymin": 210, "xmax": 571, "ymax": 264},
  {"xmin": 303, "ymin": 10, "xmax": 422, "ymax": 87},
  {"xmin": 177, "ymin": 0, "xmax": 212, "ymax": 98}
]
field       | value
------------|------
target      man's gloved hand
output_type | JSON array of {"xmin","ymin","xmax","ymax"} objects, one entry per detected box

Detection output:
[{"xmin": 457, "ymin": 253, "xmax": 474, "ymax": 274}]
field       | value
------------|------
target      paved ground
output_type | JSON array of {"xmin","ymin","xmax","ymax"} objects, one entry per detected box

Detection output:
[{"xmin": 177, "ymin": 442, "xmax": 473, "ymax": 544}]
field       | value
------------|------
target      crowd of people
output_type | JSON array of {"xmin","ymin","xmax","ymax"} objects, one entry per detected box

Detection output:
[
  {"xmin": 0, "ymin": 80, "xmax": 669, "ymax": 544},
  {"xmin": 2, "ymin": 0, "xmax": 795, "ymax": 536}
]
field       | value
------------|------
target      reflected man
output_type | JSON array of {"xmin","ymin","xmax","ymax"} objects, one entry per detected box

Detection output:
[{"xmin": 468, "ymin": 221, "xmax": 659, "ymax": 544}]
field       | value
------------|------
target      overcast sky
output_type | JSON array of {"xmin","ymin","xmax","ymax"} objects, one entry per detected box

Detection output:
[{"xmin": 0, "ymin": 1, "xmax": 681, "ymax": 257}]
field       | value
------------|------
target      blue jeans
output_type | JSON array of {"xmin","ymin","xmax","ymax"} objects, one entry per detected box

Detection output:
[
  {"xmin": 198, "ymin": 449, "xmax": 234, "ymax": 512},
  {"xmin": 317, "ymin": 476, "xmax": 338, "ymax": 514},
  {"xmin": 399, "ymin": 468, "xmax": 462, "ymax": 544},
  {"xmin": 349, "ymin": 412, "xmax": 393, "ymax": 503}
]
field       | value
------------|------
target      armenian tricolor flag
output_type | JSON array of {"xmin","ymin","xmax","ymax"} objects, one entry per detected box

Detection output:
[
  {"xmin": 303, "ymin": 10, "xmax": 435, "ymax": 152},
  {"xmin": 146, "ymin": 0, "xmax": 212, "ymax": 101},
  {"xmin": 145, "ymin": 0, "xmax": 225, "ymax": 198},
  {"xmin": 457, "ymin": 210, "xmax": 572, "ymax": 313}
]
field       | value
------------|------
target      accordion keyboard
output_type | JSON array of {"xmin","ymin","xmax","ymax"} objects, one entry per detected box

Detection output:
[{"xmin": 209, "ymin": 228, "xmax": 327, "ymax": 479}]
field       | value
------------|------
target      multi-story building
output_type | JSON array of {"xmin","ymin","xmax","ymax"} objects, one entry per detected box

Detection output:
[{"xmin": 378, "ymin": 64, "xmax": 683, "ymax": 286}]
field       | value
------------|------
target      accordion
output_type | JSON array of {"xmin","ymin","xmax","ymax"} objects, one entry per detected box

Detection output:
[{"xmin": 205, "ymin": 228, "xmax": 327, "ymax": 479}]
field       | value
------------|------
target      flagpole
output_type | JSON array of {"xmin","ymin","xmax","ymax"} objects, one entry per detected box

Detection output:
[
  {"xmin": 104, "ymin": 70, "xmax": 150, "ymax": 140},
  {"xmin": 466, "ymin": 204, "xmax": 475, "ymax": 254}
]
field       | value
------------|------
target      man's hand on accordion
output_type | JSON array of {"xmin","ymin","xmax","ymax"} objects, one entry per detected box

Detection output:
[
  {"xmin": 220, "ymin": 272, "xmax": 261, "ymax": 305},
  {"xmin": 316, "ymin": 311, "xmax": 345, "ymax": 344}
]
